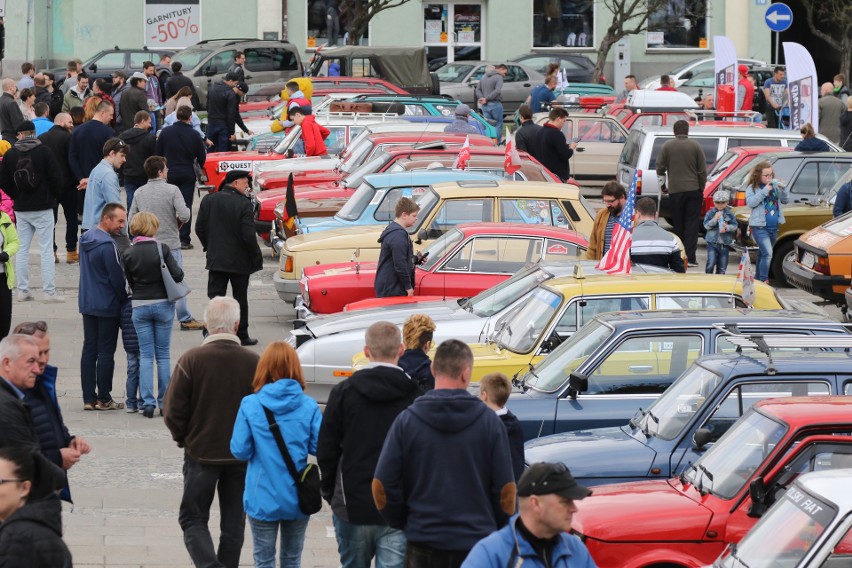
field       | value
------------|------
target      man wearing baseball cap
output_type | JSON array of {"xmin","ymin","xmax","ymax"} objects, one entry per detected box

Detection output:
[
  {"xmin": 737, "ymin": 64, "xmax": 755, "ymax": 114},
  {"xmin": 463, "ymin": 462, "xmax": 597, "ymax": 567}
]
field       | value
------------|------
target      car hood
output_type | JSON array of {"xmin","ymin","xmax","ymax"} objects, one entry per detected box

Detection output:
[
  {"xmin": 207, "ymin": 150, "xmax": 279, "ymax": 165},
  {"xmin": 285, "ymin": 225, "xmax": 385, "ymax": 252},
  {"xmin": 302, "ymin": 299, "xmax": 469, "ymax": 336},
  {"xmin": 304, "ymin": 261, "xmax": 378, "ymax": 279},
  {"xmin": 524, "ymin": 426, "xmax": 656, "ymax": 481},
  {"xmin": 573, "ymin": 479, "xmax": 713, "ymax": 542},
  {"xmin": 300, "ymin": 217, "xmax": 347, "ymax": 233}
]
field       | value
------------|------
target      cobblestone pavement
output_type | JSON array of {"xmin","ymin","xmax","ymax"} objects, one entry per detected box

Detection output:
[{"xmin": 16, "ymin": 193, "xmax": 840, "ymax": 566}]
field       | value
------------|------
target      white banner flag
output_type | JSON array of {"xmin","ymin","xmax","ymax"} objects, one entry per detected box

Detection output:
[
  {"xmin": 713, "ymin": 36, "xmax": 738, "ymax": 113},
  {"xmin": 783, "ymin": 42, "xmax": 818, "ymax": 132}
]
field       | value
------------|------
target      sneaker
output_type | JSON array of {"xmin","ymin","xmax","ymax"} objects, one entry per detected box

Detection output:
[
  {"xmin": 180, "ymin": 242, "xmax": 194, "ymax": 250},
  {"xmin": 688, "ymin": 261, "xmax": 699, "ymax": 268},
  {"xmin": 44, "ymin": 293, "xmax": 66, "ymax": 303},
  {"xmin": 142, "ymin": 405, "xmax": 156, "ymax": 419},
  {"xmin": 66, "ymin": 250, "xmax": 79, "ymax": 264},
  {"xmin": 16, "ymin": 291, "xmax": 33, "ymax": 302},
  {"xmin": 83, "ymin": 402, "xmax": 96, "ymax": 411},
  {"xmin": 95, "ymin": 399, "xmax": 125, "ymax": 411},
  {"xmin": 180, "ymin": 319, "xmax": 204, "ymax": 331},
  {"xmin": 126, "ymin": 406, "xmax": 138, "ymax": 414}
]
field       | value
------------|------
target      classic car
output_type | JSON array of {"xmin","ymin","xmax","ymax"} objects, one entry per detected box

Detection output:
[
  {"xmin": 274, "ymin": 180, "xmax": 595, "ymax": 303},
  {"xmin": 238, "ymin": 76, "xmax": 409, "ymax": 112},
  {"xmin": 702, "ymin": 146, "xmax": 794, "ymax": 215},
  {"xmin": 297, "ymin": 223, "xmax": 588, "ymax": 315},
  {"xmin": 784, "ymin": 209, "xmax": 852, "ymax": 307}
]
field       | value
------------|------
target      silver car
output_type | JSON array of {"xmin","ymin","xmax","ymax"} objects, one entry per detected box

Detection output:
[
  {"xmin": 437, "ymin": 61, "xmax": 544, "ymax": 116},
  {"xmin": 290, "ymin": 261, "xmax": 670, "ymax": 403}
]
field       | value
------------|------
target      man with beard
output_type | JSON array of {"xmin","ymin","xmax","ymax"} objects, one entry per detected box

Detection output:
[{"xmin": 585, "ymin": 181, "xmax": 627, "ymax": 260}]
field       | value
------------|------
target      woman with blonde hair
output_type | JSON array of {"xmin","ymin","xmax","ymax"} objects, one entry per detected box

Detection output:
[
  {"xmin": 230, "ymin": 342, "xmax": 322, "ymax": 568},
  {"xmin": 745, "ymin": 160, "xmax": 789, "ymax": 282},
  {"xmin": 398, "ymin": 313, "xmax": 437, "ymax": 393},
  {"xmin": 794, "ymin": 122, "xmax": 830, "ymax": 152},
  {"xmin": 164, "ymin": 86, "xmax": 194, "ymax": 116}
]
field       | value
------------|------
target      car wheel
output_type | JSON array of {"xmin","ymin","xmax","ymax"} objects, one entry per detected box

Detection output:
[{"xmin": 770, "ymin": 239, "xmax": 795, "ymax": 288}]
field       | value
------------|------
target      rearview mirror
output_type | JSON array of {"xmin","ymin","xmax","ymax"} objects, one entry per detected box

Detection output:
[
  {"xmin": 693, "ymin": 428, "xmax": 713, "ymax": 451},
  {"xmin": 747, "ymin": 477, "xmax": 768, "ymax": 517},
  {"xmin": 568, "ymin": 372, "xmax": 588, "ymax": 393}
]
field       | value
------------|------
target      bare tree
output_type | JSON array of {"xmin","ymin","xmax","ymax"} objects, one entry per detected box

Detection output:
[
  {"xmin": 800, "ymin": 0, "xmax": 852, "ymax": 82},
  {"xmin": 339, "ymin": 0, "xmax": 415, "ymax": 45}
]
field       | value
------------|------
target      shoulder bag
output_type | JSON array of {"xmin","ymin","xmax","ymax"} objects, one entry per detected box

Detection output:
[
  {"xmin": 261, "ymin": 405, "xmax": 322, "ymax": 515},
  {"xmin": 157, "ymin": 243, "xmax": 191, "ymax": 301}
]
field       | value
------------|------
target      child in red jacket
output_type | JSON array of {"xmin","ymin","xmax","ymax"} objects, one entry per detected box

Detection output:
[{"xmin": 291, "ymin": 106, "xmax": 330, "ymax": 157}]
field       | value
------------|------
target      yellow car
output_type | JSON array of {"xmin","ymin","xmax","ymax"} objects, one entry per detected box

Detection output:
[
  {"xmin": 353, "ymin": 273, "xmax": 782, "ymax": 381},
  {"xmin": 274, "ymin": 180, "xmax": 595, "ymax": 302}
]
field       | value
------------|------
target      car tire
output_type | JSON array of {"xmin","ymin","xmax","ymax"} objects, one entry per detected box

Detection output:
[{"xmin": 771, "ymin": 239, "xmax": 795, "ymax": 288}]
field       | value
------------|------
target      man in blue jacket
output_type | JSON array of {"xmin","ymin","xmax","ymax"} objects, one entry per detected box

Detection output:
[
  {"xmin": 462, "ymin": 463, "xmax": 597, "ymax": 568},
  {"xmin": 373, "ymin": 339, "xmax": 516, "ymax": 567},
  {"xmin": 82, "ymin": 138, "xmax": 127, "ymax": 232},
  {"xmin": 78, "ymin": 202, "xmax": 129, "ymax": 410},
  {"xmin": 374, "ymin": 197, "xmax": 419, "ymax": 298}
]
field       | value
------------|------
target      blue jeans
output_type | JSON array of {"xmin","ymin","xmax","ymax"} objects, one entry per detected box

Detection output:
[
  {"xmin": 124, "ymin": 178, "xmax": 145, "ymax": 214},
  {"xmin": 751, "ymin": 226, "xmax": 778, "ymax": 282},
  {"xmin": 480, "ymin": 101, "xmax": 504, "ymax": 142},
  {"xmin": 132, "ymin": 301, "xmax": 175, "ymax": 409},
  {"xmin": 332, "ymin": 514, "xmax": 406, "ymax": 568},
  {"xmin": 705, "ymin": 243, "xmax": 730, "ymax": 275},
  {"xmin": 125, "ymin": 350, "xmax": 142, "ymax": 410},
  {"xmin": 15, "ymin": 209, "xmax": 56, "ymax": 294},
  {"xmin": 249, "ymin": 516, "xmax": 309, "ymax": 568},
  {"xmin": 170, "ymin": 249, "xmax": 193, "ymax": 322}
]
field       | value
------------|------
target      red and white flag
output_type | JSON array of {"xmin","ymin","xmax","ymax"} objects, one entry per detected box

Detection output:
[
  {"xmin": 453, "ymin": 135, "xmax": 471, "ymax": 170},
  {"xmin": 504, "ymin": 137, "xmax": 522, "ymax": 175},
  {"xmin": 595, "ymin": 171, "xmax": 637, "ymax": 274}
]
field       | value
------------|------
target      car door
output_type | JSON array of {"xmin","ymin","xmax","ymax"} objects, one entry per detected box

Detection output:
[
  {"xmin": 552, "ymin": 332, "xmax": 703, "ymax": 434},
  {"xmin": 787, "ymin": 159, "xmax": 851, "ymax": 203},
  {"xmin": 501, "ymin": 65, "xmax": 534, "ymax": 113},
  {"xmin": 570, "ymin": 117, "xmax": 628, "ymax": 186}
]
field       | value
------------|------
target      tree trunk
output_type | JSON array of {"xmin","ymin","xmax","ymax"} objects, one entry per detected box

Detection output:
[
  {"xmin": 843, "ymin": 37, "xmax": 852, "ymax": 84},
  {"xmin": 594, "ymin": 31, "xmax": 620, "ymax": 84}
]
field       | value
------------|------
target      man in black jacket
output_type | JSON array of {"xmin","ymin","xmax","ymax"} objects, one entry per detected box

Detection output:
[
  {"xmin": 532, "ymin": 107, "xmax": 577, "ymax": 182},
  {"xmin": 38, "ymin": 112, "xmax": 80, "ymax": 264},
  {"xmin": 206, "ymin": 72, "xmax": 239, "ymax": 152},
  {"xmin": 0, "ymin": 121, "xmax": 64, "ymax": 302},
  {"xmin": 118, "ymin": 111, "xmax": 156, "ymax": 211},
  {"xmin": 165, "ymin": 61, "xmax": 200, "ymax": 108},
  {"xmin": 118, "ymin": 73, "xmax": 149, "ymax": 135},
  {"xmin": 33, "ymin": 74, "xmax": 63, "ymax": 120},
  {"xmin": 157, "ymin": 105, "xmax": 206, "ymax": 248},
  {"xmin": 0, "ymin": 78, "xmax": 24, "ymax": 144},
  {"xmin": 318, "ymin": 321, "xmax": 417, "ymax": 567},
  {"xmin": 514, "ymin": 104, "xmax": 541, "ymax": 154},
  {"xmin": 195, "ymin": 170, "xmax": 263, "ymax": 346},
  {"xmin": 374, "ymin": 197, "xmax": 419, "ymax": 298},
  {"xmin": 0, "ymin": 336, "xmax": 43, "ymax": 453}
]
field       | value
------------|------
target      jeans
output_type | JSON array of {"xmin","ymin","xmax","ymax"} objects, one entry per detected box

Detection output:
[
  {"xmin": 670, "ymin": 191, "xmax": 702, "ymax": 264},
  {"xmin": 81, "ymin": 314, "xmax": 120, "ymax": 404},
  {"xmin": 404, "ymin": 542, "xmax": 469, "ymax": 568},
  {"xmin": 15, "ymin": 209, "xmax": 57, "ymax": 294},
  {"xmin": 125, "ymin": 349, "xmax": 143, "ymax": 410},
  {"xmin": 124, "ymin": 177, "xmax": 146, "ymax": 214},
  {"xmin": 169, "ymin": 176, "xmax": 196, "ymax": 246},
  {"xmin": 53, "ymin": 186, "xmax": 79, "ymax": 252},
  {"xmin": 207, "ymin": 121, "xmax": 231, "ymax": 153},
  {"xmin": 178, "ymin": 454, "xmax": 246, "ymax": 568},
  {"xmin": 249, "ymin": 516, "xmax": 309, "ymax": 568},
  {"xmin": 479, "ymin": 101, "xmax": 504, "ymax": 143},
  {"xmin": 333, "ymin": 514, "xmax": 406, "ymax": 568},
  {"xmin": 208, "ymin": 271, "xmax": 251, "ymax": 341},
  {"xmin": 171, "ymin": 249, "xmax": 193, "ymax": 322},
  {"xmin": 705, "ymin": 243, "xmax": 730, "ymax": 275},
  {"xmin": 132, "ymin": 301, "xmax": 175, "ymax": 409},
  {"xmin": 752, "ymin": 225, "xmax": 778, "ymax": 282}
]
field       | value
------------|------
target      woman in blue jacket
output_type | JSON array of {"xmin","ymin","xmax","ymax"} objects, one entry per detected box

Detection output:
[
  {"xmin": 745, "ymin": 160, "xmax": 789, "ymax": 282},
  {"xmin": 230, "ymin": 342, "xmax": 322, "ymax": 568}
]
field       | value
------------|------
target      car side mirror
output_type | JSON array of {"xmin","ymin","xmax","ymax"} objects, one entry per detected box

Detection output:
[
  {"xmin": 205, "ymin": 65, "xmax": 219, "ymax": 77},
  {"xmin": 681, "ymin": 71, "xmax": 693, "ymax": 80},
  {"xmin": 416, "ymin": 229, "xmax": 428, "ymax": 244},
  {"xmin": 693, "ymin": 428, "xmax": 713, "ymax": 451},
  {"xmin": 89, "ymin": 63, "xmax": 97, "ymax": 72},
  {"xmin": 540, "ymin": 333, "xmax": 563, "ymax": 354},
  {"xmin": 568, "ymin": 372, "xmax": 588, "ymax": 393},
  {"xmin": 747, "ymin": 477, "xmax": 768, "ymax": 517}
]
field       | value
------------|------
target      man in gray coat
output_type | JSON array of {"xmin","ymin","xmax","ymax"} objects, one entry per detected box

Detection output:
[{"xmin": 819, "ymin": 82, "xmax": 846, "ymax": 145}]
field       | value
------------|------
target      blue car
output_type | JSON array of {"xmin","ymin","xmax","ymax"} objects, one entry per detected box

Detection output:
[
  {"xmin": 295, "ymin": 171, "xmax": 502, "ymax": 236},
  {"xmin": 506, "ymin": 309, "xmax": 849, "ymax": 442}
]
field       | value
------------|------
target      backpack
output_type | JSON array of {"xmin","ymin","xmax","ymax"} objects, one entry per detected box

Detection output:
[{"xmin": 13, "ymin": 152, "xmax": 38, "ymax": 192}]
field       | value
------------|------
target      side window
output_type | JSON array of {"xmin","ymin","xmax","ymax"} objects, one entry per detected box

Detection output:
[
  {"xmin": 561, "ymin": 119, "xmax": 574, "ymax": 139},
  {"xmin": 702, "ymin": 382, "xmax": 830, "ymax": 444},
  {"xmin": 352, "ymin": 58, "xmax": 379, "ymax": 78},
  {"xmin": 316, "ymin": 57, "xmax": 345, "ymax": 77},
  {"xmin": 427, "ymin": 199, "xmax": 494, "ymax": 236},
  {"xmin": 94, "ymin": 52, "xmax": 126, "ymax": 69},
  {"xmin": 348, "ymin": 126, "xmax": 366, "ymax": 144},
  {"xmin": 244, "ymin": 48, "xmax": 274, "ymax": 72},
  {"xmin": 657, "ymin": 295, "xmax": 736, "ymax": 310},
  {"xmin": 577, "ymin": 119, "xmax": 612, "ymax": 142},
  {"xmin": 550, "ymin": 201, "xmax": 572, "ymax": 228},
  {"xmin": 793, "ymin": 162, "xmax": 819, "ymax": 195},
  {"xmin": 770, "ymin": 444, "xmax": 852, "ymax": 505},
  {"xmin": 648, "ymin": 138, "xmax": 669, "ymax": 169},
  {"xmin": 323, "ymin": 126, "xmax": 348, "ymax": 155},
  {"xmin": 403, "ymin": 105, "xmax": 429, "ymax": 116},
  {"xmin": 845, "ymin": 381, "xmax": 852, "ymax": 395},
  {"xmin": 374, "ymin": 187, "xmax": 424, "ymax": 222},
  {"xmin": 771, "ymin": 157, "xmax": 803, "ymax": 187},
  {"xmin": 499, "ymin": 199, "xmax": 553, "ymax": 224},
  {"xmin": 208, "ymin": 50, "xmax": 236, "ymax": 75},
  {"xmin": 271, "ymin": 48, "xmax": 299, "ymax": 71},
  {"xmin": 697, "ymin": 138, "xmax": 721, "ymax": 167},
  {"xmin": 632, "ymin": 115, "xmax": 663, "ymax": 130},
  {"xmin": 827, "ymin": 520, "xmax": 852, "ymax": 559},
  {"xmin": 819, "ymin": 162, "xmax": 847, "ymax": 194},
  {"xmin": 467, "ymin": 237, "xmax": 539, "ymax": 273},
  {"xmin": 507, "ymin": 65, "xmax": 529, "ymax": 82},
  {"xmin": 542, "ymin": 239, "xmax": 582, "ymax": 261},
  {"xmin": 128, "ymin": 53, "xmax": 149, "ymax": 69},
  {"xmin": 727, "ymin": 138, "xmax": 781, "ymax": 148},
  {"xmin": 579, "ymin": 297, "xmax": 649, "ymax": 328},
  {"xmin": 586, "ymin": 334, "xmax": 703, "ymax": 395}
]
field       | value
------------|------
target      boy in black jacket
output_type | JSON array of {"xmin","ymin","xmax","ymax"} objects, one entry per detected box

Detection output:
[
  {"xmin": 374, "ymin": 197, "xmax": 420, "ymax": 298},
  {"xmin": 480, "ymin": 372, "xmax": 525, "ymax": 482}
]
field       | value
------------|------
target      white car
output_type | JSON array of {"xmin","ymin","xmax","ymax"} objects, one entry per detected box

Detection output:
[{"xmin": 639, "ymin": 57, "xmax": 768, "ymax": 90}]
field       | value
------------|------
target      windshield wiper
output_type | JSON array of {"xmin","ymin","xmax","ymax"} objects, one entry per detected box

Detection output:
[{"xmin": 697, "ymin": 464, "xmax": 715, "ymax": 496}]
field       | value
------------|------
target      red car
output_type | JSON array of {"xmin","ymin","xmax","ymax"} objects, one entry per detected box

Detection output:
[
  {"xmin": 239, "ymin": 77, "xmax": 409, "ymax": 112},
  {"xmin": 297, "ymin": 223, "xmax": 587, "ymax": 315},
  {"xmin": 702, "ymin": 146, "xmax": 794, "ymax": 215}
]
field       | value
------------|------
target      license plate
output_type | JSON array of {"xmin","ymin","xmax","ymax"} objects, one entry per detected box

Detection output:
[{"xmin": 801, "ymin": 252, "xmax": 815, "ymax": 268}]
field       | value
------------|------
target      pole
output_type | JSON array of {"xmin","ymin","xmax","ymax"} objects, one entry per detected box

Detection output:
[{"xmin": 774, "ymin": 32, "xmax": 779, "ymax": 67}]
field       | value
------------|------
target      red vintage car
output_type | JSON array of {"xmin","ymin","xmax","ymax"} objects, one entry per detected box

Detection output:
[
  {"xmin": 702, "ymin": 146, "xmax": 794, "ymax": 214},
  {"xmin": 239, "ymin": 77, "xmax": 409, "ymax": 112},
  {"xmin": 297, "ymin": 223, "xmax": 587, "ymax": 315}
]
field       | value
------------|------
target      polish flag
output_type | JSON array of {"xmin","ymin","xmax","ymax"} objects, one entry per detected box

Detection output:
[
  {"xmin": 453, "ymin": 135, "xmax": 471, "ymax": 170},
  {"xmin": 504, "ymin": 137, "xmax": 522, "ymax": 175}
]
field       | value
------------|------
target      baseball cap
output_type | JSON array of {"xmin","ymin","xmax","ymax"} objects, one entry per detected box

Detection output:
[
  {"xmin": 738, "ymin": 64, "xmax": 749, "ymax": 76},
  {"xmin": 517, "ymin": 463, "xmax": 592, "ymax": 500},
  {"xmin": 713, "ymin": 190, "xmax": 731, "ymax": 202},
  {"xmin": 454, "ymin": 103, "xmax": 472, "ymax": 117},
  {"xmin": 16, "ymin": 120, "xmax": 36, "ymax": 133},
  {"xmin": 224, "ymin": 169, "xmax": 251, "ymax": 184},
  {"xmin": 130, "ymin": 71, "xmax": 148, "ymax": 82}
]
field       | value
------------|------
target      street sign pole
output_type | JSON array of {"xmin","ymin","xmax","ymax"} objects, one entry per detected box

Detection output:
[{"xmin": 765, "ymin": 2, "xmax": 793, "ymax": 66}]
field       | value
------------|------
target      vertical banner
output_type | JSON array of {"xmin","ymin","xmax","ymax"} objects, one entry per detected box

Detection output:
[
  {"xmin": 713, "ymin": 36, "xmax": 738, "ymax": 113},
  {"xmin": 145, "ymin": 0, "xmax": 201, "ymax": 49},
  {"xmin": 783, "ymin": 42, "xmax": 818, "ymax": 132}
]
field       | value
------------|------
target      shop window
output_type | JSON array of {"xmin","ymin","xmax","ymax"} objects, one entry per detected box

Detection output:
[
  {"xmin": 646, "ymin": 0, "xmax": 708, "ymax": 49},
  {"xmin": 307, "ymin": 0, "xmax": 369, "ymax": 48},
  {"xmin": 533, "ymin": 0, "xmax": 594, "ymax": 48}
]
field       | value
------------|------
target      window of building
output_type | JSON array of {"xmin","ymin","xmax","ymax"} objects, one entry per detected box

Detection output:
[
  {"xmin": 307, "ymin": 0, "xmax": 368, "ymax": 48},
  {"xmin": 533, "ymin": 0, "xmax": 594, "ymax": 48},
  {"xmin": 646, "ymin": 0, "xmax": 709, "ymax": 50},
  {"xmin": 424, "ymin": 3, "xmax": 483, "ymax": 68}
]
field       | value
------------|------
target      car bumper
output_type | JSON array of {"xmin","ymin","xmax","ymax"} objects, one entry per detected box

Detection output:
[
  {"xmin": 846, "ymin": 287, "xmax": 852, "ymax": 312},
  {"xmin": 293, "ymin": 296, "xmax": 317, "ymax": 320},
  {"xmin": 782, "ymin": 257, "xmax": 848, "ymax": 303},
  {"xmin": 273, "ymin": 271, "xmax": 300, "ymax": 303}
]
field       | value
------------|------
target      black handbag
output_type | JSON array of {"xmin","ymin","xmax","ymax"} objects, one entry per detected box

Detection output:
[{"xmin": 261, "ymin": 405, "xmax": 322, "ymax": 515}]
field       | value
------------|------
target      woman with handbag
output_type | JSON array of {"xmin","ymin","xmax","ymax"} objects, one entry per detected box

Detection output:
[
  {"xmin": 122, "ymin": 211, "xmax": 186, "ymax": 418},
  {"xmin": 230, "ymin": 342, "xmax": 322, "ymax": 568}
]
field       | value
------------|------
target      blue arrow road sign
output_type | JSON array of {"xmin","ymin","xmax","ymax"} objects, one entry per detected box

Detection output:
[{"xmin": 765, "ymin": 3, "xmax": 793, "ymax": 33}]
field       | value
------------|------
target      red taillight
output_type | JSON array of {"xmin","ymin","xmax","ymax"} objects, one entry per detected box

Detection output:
[
  {"xmin": 636, "ymin": 169, "xmax": 642, "ymax": 195},
  {"xmin": 733, "ymin": 190, "xmax": 746, "ymax": 207},
  {"xmin": 814, "ymin": 256, "xmax": 831, "ymax": 275}
]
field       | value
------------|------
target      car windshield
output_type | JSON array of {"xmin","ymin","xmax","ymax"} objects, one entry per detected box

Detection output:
[
  {"xmin": 492, "ymin": 287, "xmax": 562, "ymax": 354},
  {"xmin": 722, "ymin": 155, "xmax": 765, "ymax": 191},
  {"xmin": 467, "ymin": 265, "xmax": 552, "ymax": 317},
  {"xmin": 340, "ymin": 139, "xmax": 376, "ymax": 174},
  {"xmin": 342, "ymin": 152, "xmax": 393, "ymax": 188},
  {"xmin": 172, "ymin": 48, "xmax": 212, "ymax": 70},
  {"xmin": 823, "ymin": 167, "xmax": 852, "ymax": 203},
  {"xmin": 716, "ymin": 486, "xmax": 836, "ymax": 568},
  {"xmin": 419, "ymin": 228, "xmax": 464, "ymax": 271},
  {"xmin": 683, "ymin": 409, "xmax": 787, "ymax": 500},
  {"xmin": 638, "ymin": 364, "xmax": 722, "ymax": 440},
  {"xmin": 335, "ymin": 182, "xmax": 376, "ymax": 221},
  {"xmin": 522, "ymin": 320, "xmax": 613, "ymax": 392},
  {"xmin": 436, "ymin": 64, "xmax": 475, "ymax": 83},
  {"xmin": 706, "ymin": 151, "xmax": 738, "ymax": 183},
  {"xmin": 272, "ymin": 126, "xmax": 303, "ymax": 155}
]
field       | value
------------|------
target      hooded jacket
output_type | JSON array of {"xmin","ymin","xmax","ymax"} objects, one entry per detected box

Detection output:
[
  {"xmin": 299, "ymin": 114, "xmax": 330, "ymax": 157},
  {"xmin": 0, "ymin": 497, "xmax": 72, "ymax": 568},
  {"xmin": 78, "ymin": 227, "xmax": 128, "ymax": 317},
  {"xmin": 118, "ymin": 86, "xmax": 149, "ymax": 134},
  {"xmin": 318, "ymin": 364, "xmax": 419, "ymax": 525},
  {"xmin": 477, "ymin": 69, "xmax": 504, "ymax": 103},
  {"xmin": 0, "ymin": 137, "xmax": 63, "ymax": 211},
  {"xmin": 373, "ymin": 388, "xmax": 516, "ymax": 550},
  {"xmin": 230, "ymin": 378, "xmax": 322, "ymax": 521},
  {"xmin": 374, "ymin": 221, "xmax": 414, "ymax": 298},
  {"xmin": 398, "ymin": 349, "xmax": 435, "ymax": 393},
  {"xmin": 118, "ymin": 127, "xmax": 156, "ymax": 182}
]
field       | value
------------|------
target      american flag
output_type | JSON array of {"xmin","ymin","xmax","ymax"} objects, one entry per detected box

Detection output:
[
  {"xmin": 453, "ymin": 135, "xmax": 471, "ymax": 170},
  {"xmin": 596, "ymin": 171, "xmax": 637, "ymax": 274}
]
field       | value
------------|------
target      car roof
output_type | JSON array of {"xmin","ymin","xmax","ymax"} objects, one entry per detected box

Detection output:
[
  {"xmin": 366, "ymin": 132, "xmax": 493, "ymax": 144},
  {"xmin": 428, "ymin": 180, "xmax": 581, "ymax": 198},
  {"xmin": 729, "ymin": 146, "xmax": 795, "ymax": 155},
  {"xmin": 452, "ymin": 222, "xmax": 586, "ymax": 241},
  {"xmin": 637, "ymin": 126, "xmax": 801, "ymax": 135},
  {"xmin": 755, "ymin": 396, "xmax": 852, "ymax": 425},
  {"xmin": 544, "ymin": 272, "xmax": 749, "ymax": 291},
  {"xmin": 351, "ymin": 94, "xmax": 459, "ymax": 103},
  {"xmin": 362, "ymin": 171, "xmax": 500, "ymax": 186},
  {"xmin": 697, "ymin": 351, "xmax": 852, "ymax": 376},
  {"xmin": 595, "ymin": 308, "xmax": 837, "ymax": 327},
  {"xmin": 384, "ymin": 146, "xmax": 516, "ymax": 158},
  {"xmin": 793, "ymin": 469, "xmax": 852, "ymax": 511}
]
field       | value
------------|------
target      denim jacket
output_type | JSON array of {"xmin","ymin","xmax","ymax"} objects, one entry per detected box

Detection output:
[
  {"xmin": 745, "ymin": 182, "xmax": 789, "ymax": 227},
  {"xmin": 703, "ymin": 206, "xmax": 738, "ymax": 245}
]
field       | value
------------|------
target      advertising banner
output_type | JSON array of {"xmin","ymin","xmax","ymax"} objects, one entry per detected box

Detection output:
[
  {"xmin": 145, "ymin": 0, "xmax": 201, "ymax": 49},
  {"xmin": 713, "ymin": 36, "xmax": 738, "ymax": 113},
  {"xmin": 783, "ymin": 42, "xmax": 818, "ymax": 132}
]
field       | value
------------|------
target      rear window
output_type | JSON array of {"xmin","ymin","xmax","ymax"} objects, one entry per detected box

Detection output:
[
  {"xmin": 727, "ymin": 138, "xmax": 782, "ymax": 148},
  {"xmin": 619, "ymin": 131, "xmax": 643, "ymax": 167}
]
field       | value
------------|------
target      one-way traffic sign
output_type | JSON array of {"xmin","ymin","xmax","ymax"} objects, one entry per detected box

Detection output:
[{"xmin": 765, "ymin": 3, "xmax": 793, "ymax": 33}]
